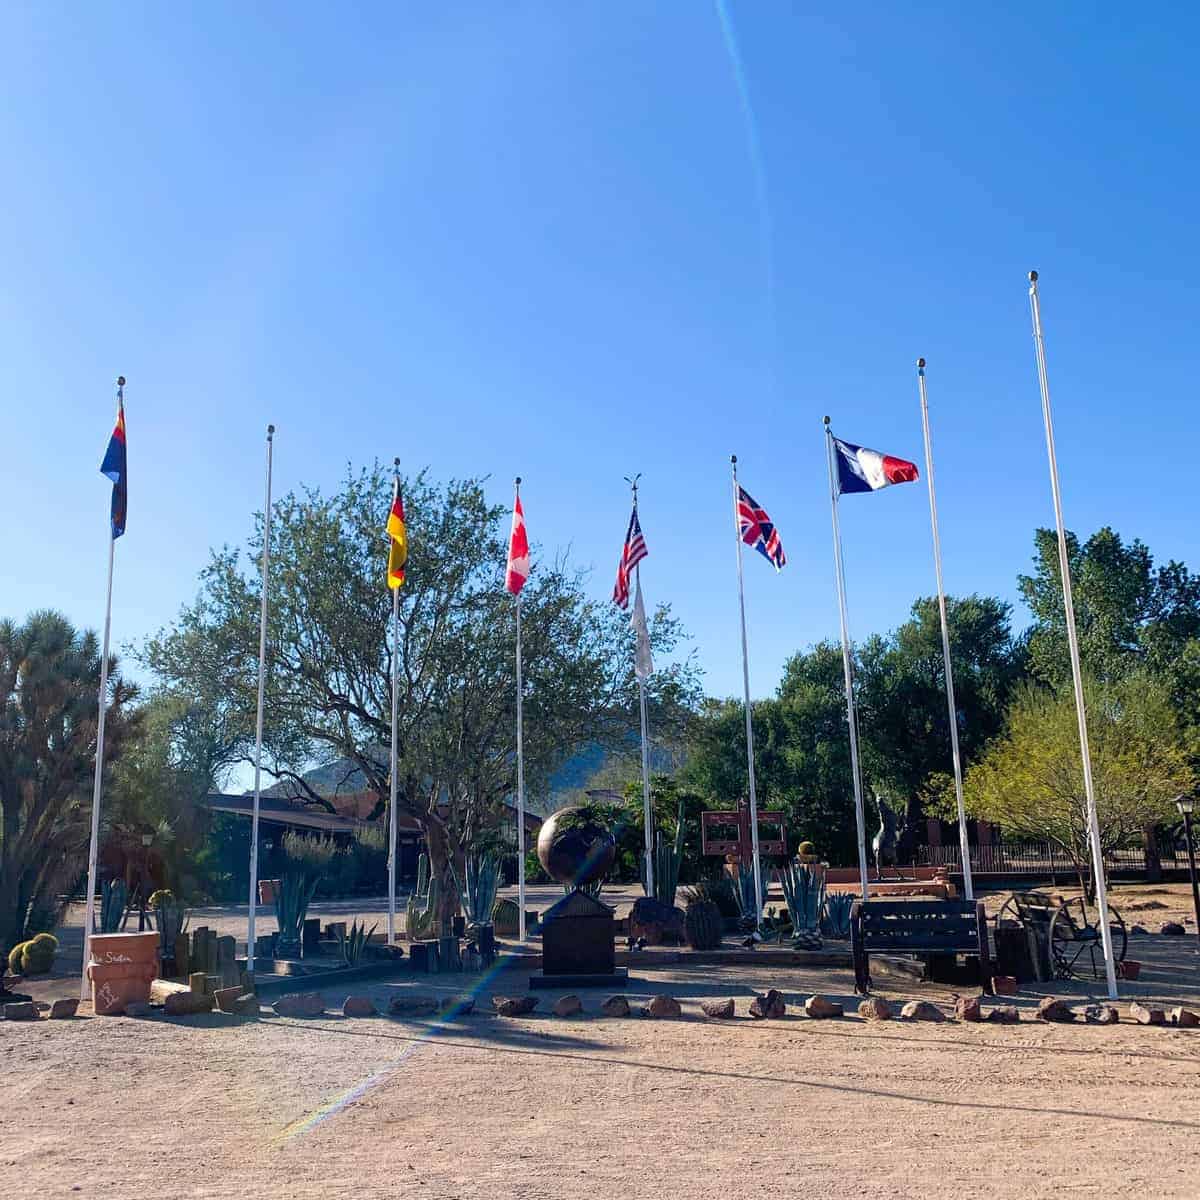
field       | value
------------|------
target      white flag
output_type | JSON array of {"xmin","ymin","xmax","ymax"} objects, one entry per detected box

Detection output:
[{"xmin": 632, "ymin": 578, "xmax": 653, "ymax": 682}]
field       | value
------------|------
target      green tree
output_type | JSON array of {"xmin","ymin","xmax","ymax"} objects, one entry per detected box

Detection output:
[
  {"xmin": 145, "ymin": 464, "xmax": 699, "ymax": 923},
  {"xmin": 948, "ymin": 676, "xmax": 1194, "ymax": 894},
  {"xmin": 0, "ymin": 612, "xmax": 138, "ymax": 955}
]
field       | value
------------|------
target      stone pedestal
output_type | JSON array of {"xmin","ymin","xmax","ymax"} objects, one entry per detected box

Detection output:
[{"xmin": 530, "ymin": 889, "xmax": 627, "ymax": 989}]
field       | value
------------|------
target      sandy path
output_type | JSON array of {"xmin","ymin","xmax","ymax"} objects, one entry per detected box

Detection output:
[{"xmin": 5, "ymin": 975, "xmax": 1200, "ymax": 1200}]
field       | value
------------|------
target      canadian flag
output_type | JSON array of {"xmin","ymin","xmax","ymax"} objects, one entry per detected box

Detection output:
[{"xmin": 506, "ymin": 495, "xmax": 530, "ymax": 595}]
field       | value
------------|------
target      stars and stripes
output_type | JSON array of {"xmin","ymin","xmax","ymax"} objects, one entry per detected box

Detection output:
[
  {"xmin": 737, "ymin": 485, "xmax": 785, "ymax": 571},
  {"xmin": 613, "ymin": 507, "xmax": 648, "ymax": 609}
]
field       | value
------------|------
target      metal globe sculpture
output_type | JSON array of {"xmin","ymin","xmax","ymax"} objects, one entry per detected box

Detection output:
[{"xmin": 536, "ymin": 804, "xmax": 616, "ymax": 889}]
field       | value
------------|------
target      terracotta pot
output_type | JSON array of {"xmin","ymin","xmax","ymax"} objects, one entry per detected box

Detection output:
[
  {"xmin": 258, "ymin": 879, "xmax": 279, "ymax": 905},
  {"xmin": 87, "ymin": 931, "xmax": 160, "ymax": 1015},
  {"xmin": 1118, "ymin": 959, "xmax": 1141, "ymax": 980}
]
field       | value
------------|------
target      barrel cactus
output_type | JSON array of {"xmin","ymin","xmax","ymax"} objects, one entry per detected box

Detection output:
[
  {"xmin": 8, "ymin": 933, "xmax": 58, "ymax": 976},
  {"xmin": 683, "ymin": 899, "xmax": 723, "ymax": 951},
  {"xmin": 492, "ymin": 897, "xmax": 521, "ymax": 937}
]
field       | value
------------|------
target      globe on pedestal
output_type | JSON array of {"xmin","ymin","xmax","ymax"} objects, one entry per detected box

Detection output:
[{"xmin": 536, "ymin": 804, "xmax": 616, "ymax": 888}]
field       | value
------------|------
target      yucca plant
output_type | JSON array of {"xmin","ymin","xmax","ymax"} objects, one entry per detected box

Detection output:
[{"xmin": 338, "ymin": 918, "xmax": 379, "ymax": 966}]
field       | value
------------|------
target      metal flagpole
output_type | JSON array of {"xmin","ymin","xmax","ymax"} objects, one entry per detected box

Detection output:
[
  {"xmin": 246, "ymin": 423, "xmax": 275, "ymax": 977},
  {"xmin": 824, "ymin": 419, "xmax": 871, "ymax": 900},
  {"xmin": 81, "ymin": 377, "xmax": 124, "ymax": 1004},
  {"xmin": 388, "ymin": 458, "xmax": 401, "ymax": 946},
  {"xmin": 1027, "ymin": 270, "xmax": 1118, "ymax": 999},
  {"xmin": 730, "ymin": 457, "xmax": 764, "ymax": 924},
  {"xmin": 514, "ymin": 477, "xmax": 528, "ymax": 942},
  {"xmin": 629, "ymin": 476, "xmax": 654, "ymax": 899},
  {"xmin": 917, "ymin": 359, "xmax": 975, "ymax": 902}
]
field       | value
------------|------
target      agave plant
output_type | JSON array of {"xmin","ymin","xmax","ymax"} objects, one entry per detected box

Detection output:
[
  {"xmin": 338, "ymin": 918, "xmax": 379, "ymax": 966},
  {"xmin": 779, "ymin": 860, "xmax": 825, "ymax": 935},
  {"xmin": 98, "ymin": 878, "xmax": 128, "ymax": 933},
  {"xmin": 151, "ymin": 892, "xmax": 189, "ymax": 961},
  {"xmin": 821, "ymin": 891, "xmax": 855, "ymax": 939},
  {"xmin": 450, "ymin": 849, "xmax": 501, "ymax": 932},
  {"xmin": 275, "ymin": 832, "xmax": 338, "ymax": 957},
  {"xmin": 731, "ymin": 858, "xmax": 767, "ymax": 928}
]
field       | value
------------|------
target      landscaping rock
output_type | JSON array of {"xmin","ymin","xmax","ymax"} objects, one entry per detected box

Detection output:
[
  {"xmin": 164, "ymin": 990, "xmax": 214, "ymax": 1016},
  {"xmin": 1159, "ymin": 921, "xmax": 1186, "ymax": 936},
  {"xmin": 991, "ymin": 975, "xmax": 1018, "ymax": 996},
  {"xmin": 1171, "ymin": 1007, "xmax": 1199, "ymax": 1028},
  {"xmin": 438, "ymin": 995, "xmax": 475, "ymax": 1016},
  {"xmin": 804, "ymin": 994, "xmax": 843, "ymax": 1019},
  {"xmin": 214, "ymin": 986, "xmax": 247, "ymax": 1014},
  {"xmin": 701, "ymin": 997, "xmax": 735, "ymax": 1020},
  {"xmin": 1078, "ymin": 1004, "xmax": 1120, "ymax": 1025},
  {"xmin": 492, "ymin": 995, "xmax": 538, "ymax": 1017},
  {"xmin": 1129, "ymin": 1001, "xmax": 1166, "ymax": 1026},
  {"xmin": 2, "ymin": 1001, "xmax": 37, "ymax": 1021},
  {"xmin": 342, "ymin": 995, "xmax": 377, "ymax": 1017},
  {"xmin": 48, "ymin": 998, "xmax": 79, "ymax": 1020},
  {"xmin": 986, "ymin": 1004, "xmax": 1020, "ymax": 1024},
  {"xmin": 1036, "ymin": 997, "xmax": 1075, "ymax": 1023},
  {"xmin": 273, "ymin": 992, "xmax": 326, "ymax": 1018},
  {"xmin": 1130, "ymin": 924, "xmax": 1149, "ymax": 935},
  {"xmin": 389, "ymin": 995, "xmax": 439, "ymax": 1017},
  {"xmin": 553, "ymin": 994, "xmax": 583, "ymax": 1018},
  {"xmin": 955, "ymin": 996, "xmax": 983, "ymax": 1023},
  {"xmin": 123, "ymin": 1001, "xmax": 154, "ymax": 1018},
  {"xmin": 749, "ymin": 989, "xmax": 787, "ymax": 1019},
  {"xmin": 628, "ymin": 897, "xmax": 686, "ymax": 946},
  {"xmin": 900, "ymin": 1000, "xmax": 945, "ymax": 1022},
  {"xmin": 231, "ymin": 994, "xmax": 260, "ymax": 1018},
  {"xmin": 600, "ymin": 995, "xmax": 631, "ymax": 1018},
  {"xmin": 646, "ymin": 994, "xmax": 682, "ymax": 1019},
  {"xmin": 858, "ymin": 997, "xmax": 892, "ymax": 1021}
]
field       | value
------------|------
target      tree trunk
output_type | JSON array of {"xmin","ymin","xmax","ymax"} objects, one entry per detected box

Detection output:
[
  {"xmin": 1143, "ymin": 824, "xmax": 1162, "ymax": 884},
  {"xmin": 424, "ymin": 820, "xmax": 460, "ymax": 937}
]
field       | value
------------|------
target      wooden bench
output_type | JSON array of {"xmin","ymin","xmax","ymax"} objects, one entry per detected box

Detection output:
[{"xmin": 851, "ymin": 899, "xmax": 991, "ymax": 994}]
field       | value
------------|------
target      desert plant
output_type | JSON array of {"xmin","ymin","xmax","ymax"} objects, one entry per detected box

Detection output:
[
  {"xmin": 406, "ymin": 852, "xmax": 440, "ymax": 940},
  {"xmin": 648, "ymin": 796, "xmax": 686, "ymax": 906},
  {"xmin": 731, "ymin": 859, "xmax": 767, "ymax": 927},
  {"xmin": 98, "ymin": 878, "xmax": 128, "ymax": 933},
  {"xmin": 820, "ymin": 891, "xmax": 854, "ymax": 939},
  {"xmin": 779, "ymin": 860, "xmax": 825, "ymax": 935},
  {"xmin": 152, "ymin": 894, "xmax": 189, "ymax": 961},
  {"xmin": 682, "ymin": 877, "xmax": 739, "ymax": 920},
  {"xmin": 8, "ymin": 932, "xmax": 58, "ymax": 976},
  {"xmin": 274, "ymin": 832, "xmax": 338, "ymax": 954},
  {"xmin": 492, "ymin": 896, "xmax": 521, "ymax": 936},
  {"xmin": 338, "ymin": 918, "xmax": 378, "ymax": 966},
  {"xmin": 450, "ymin": 849, "xmax": 501, "ymax": 931},
  {"xmin": 683, "ymin": 899, "xmax": 723, "ymax": 950}
]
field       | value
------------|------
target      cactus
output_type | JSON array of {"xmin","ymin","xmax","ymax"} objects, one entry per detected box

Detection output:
[
  {"xmin": 99, "ymin": 878, "xmax": 127, "ymax": 933},
  {"xmin": 780, "ymin": 860, "xmax": 825, "ymax": 935},
  {"xmin": 683, "ymin": 899, "xmax": 723, "ymax": 950},
  {"xmin": 9, "ymin": 933, "xmax": 58, "ymax": 976},
  {"xmin": 152, "ymin": 895, "xmax": 189, "ymax": 962},
  {"xmin": 492, "ymin": 896, "xmax": 521, "ymax": 936},
  {"xmin": 648, "ymin": 795, "xmax": 686, "ymax": 906},
  {"xmin": 406, "ymin": 852, "xmax": 440, "ymax": 940}
]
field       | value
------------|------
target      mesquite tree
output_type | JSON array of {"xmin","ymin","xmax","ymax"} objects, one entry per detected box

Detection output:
[
  {"xmin": 0, "ymin": 612, "xmax": 138, "ymax": 955},
  {"xmin": 145, "ymin": 464, "xmax": 699, "ymax": 921}
]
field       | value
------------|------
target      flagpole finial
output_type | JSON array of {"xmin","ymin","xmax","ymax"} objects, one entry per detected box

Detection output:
[
  {"xmin": 393, "ymin": 456, "xmax": 400, "ymax": 469},
  {"xmin": 1029, "ymin": 269, "xmax": 1038, "ymax": 282},
  {"xmin": 267, "ymin": 424, "xmax": 275, "ymax": 438},
  {"xmin": 515, "ymin": 476, "xmax": 521, "ymax": 487},
  {"xmin": 823, "ymin": 415, "xmax": 831, "ymax": 427},
  {"xmin": 116, "ymin": 375, "xmax": 125, "ymax": 388},
  {"xmin": 917, "ymin": 357, "xmax": 926, "ymax": 370}
]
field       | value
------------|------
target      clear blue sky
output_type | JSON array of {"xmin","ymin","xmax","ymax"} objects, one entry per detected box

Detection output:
[{"xmin": 5, "ymin": 3, "xmax": 1199, "ymax": 702}]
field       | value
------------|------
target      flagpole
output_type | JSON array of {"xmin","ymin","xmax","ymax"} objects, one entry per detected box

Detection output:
[
  {"xmin": 81, "ymin": 377, "xmax": 123, "ymax": 1004},
  {"xmin": 246, "ymin": 423, "xmax": 275, "ymax": 978},
  {"xmin": 514, "ymin": 477, "xmax": 528, "ymax": 942},
  {"xmin": 629, "ymin": 476, "xmax": 654, "ymax": 899},
  {"xmin": 730, "ymin": 457, "xmax": 764, "ymax": 924},
  {"xmin": 1028, "ymin": 270, "xmax": 1118, "ymax": 999},
  {"xmin": 917, "ymin": 360, "xmax": 975, "ymax": 902},
  {"xmin": 824, "ymin": 420, "xmax": 871, "ymax": 900},
  {"xmin": 388, "ymin": 461, "xmax": 401, "ymax": 946}
]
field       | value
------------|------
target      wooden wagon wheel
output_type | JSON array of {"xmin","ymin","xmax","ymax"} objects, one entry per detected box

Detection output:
[{"xmin": 1049, "ymin": 898, "xmax": 1127, "ymax": 981}]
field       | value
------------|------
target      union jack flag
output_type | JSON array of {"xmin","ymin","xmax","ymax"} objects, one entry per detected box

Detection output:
[
  {"xmin": 737, "ymin": 485, "xmax": 785, "ymax": 571},
  {"xmin": 613, "ymin": 507, "xmax": 648, "ymax": 609}
]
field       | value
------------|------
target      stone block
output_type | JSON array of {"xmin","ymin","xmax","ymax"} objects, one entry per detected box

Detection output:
[
  {"xmin": 1036, "ymin": 997, "xmax": 1075, "ymax": 1023},
  {"xmin": 985, "ymin": 1004, "xmax": 1020, "ymax": 1024},
  {"xmin": 492, "ymin": 995, "xmax": 538, "ymax": 1017},
  {"xmin": 164, "ymin": 990, "xmax": 214, "ymax": 1016},
  {"xmin": 1171, "ymin": 1007, "xmax": 1199, "ymax": 1028},
  {"xmin": 900, "ymin": 1000, "xmax": 945, "ymax": 1022},
  {"xmin": 955, "ymin": 996, "xmax": 983, "ymax": 1023},
  {"xmin": 553, "ymin": 994, "xmax": 583, "ymax": 1017},
  {"xmin": 1130, "ymin": 1001, "xmax": 1166, "ymax": 1026},
  {"xmin": 749, "ymin": 989, "xmax": 786, "ymax": 1019},
  {"xmin": 991, "ymin": 975, "xmax": 1018, "ymax": 996},
  {"xmin": 272, "ymin": 992, "xmax": 325, "ymax": 1018},
  {"xmin": 1079, "ymin": 1004, "xmax": 1120, "ymax": 1025},
  {"xmin": 342, "ymin": 995, "xmax": 377, "ymax": 1017},
  {"xmin": 389, "ymin": 994, "xmax": 439, "ymax": 1017},
  {"xmin": 48, "ymin": 998, "xmax": 79, "ymax": 1020},
  {"xmin": 701, "ymin": 998, "xmax": 735, "ymax": 1019},
  {"xmin": 600, "ymin": 995, "xmax": 631, "ymax": 1017},
  {"xmin": 645, "ymin": 994, "xmax": 682, "ymax": 1019},
  {"xmin": 804, "ymin": 994, "xmax": 843, "ymax": 1019},
  {"xmin": 2, "ymin": 1001, "xmax": 38, "ymax": 1021},
  {"xmin": 858, "ymin": 997, "xmax": 892, "ymax": 1021}
]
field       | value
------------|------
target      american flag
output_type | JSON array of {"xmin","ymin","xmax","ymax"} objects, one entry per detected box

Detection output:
[
  {"xmin": 613, "ymin": 507, "xmax": 648, "ymax": 609},
  {"xmin": 737, "ymin": 485, "xmax": 786, "ymax": 571}
]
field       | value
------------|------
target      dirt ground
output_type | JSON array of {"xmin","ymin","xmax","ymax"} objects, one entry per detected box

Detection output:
[{"xmin": 5, "ymin": 883, "xmax": 1200, "ymax": 1199}]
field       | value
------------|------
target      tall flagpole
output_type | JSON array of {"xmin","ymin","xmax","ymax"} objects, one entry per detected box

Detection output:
[
  {"xmin": 824, "ymin": 419, "xmax": 871, "ymax": 900},
  {"xmin": 629, "ymin": 475, "xmax": 654, "ymax": 899},
  {"xmin": 514, "ymin": 477, "xmax": 528, "ymax": 942},
  {"xmin": 917, "ymin": 359, "xmax": 975, "ymax": 902},
  {"xmin": 730, "ymin": 456, "xmax": 764, "ymax": 924},
  {"xmin": 1028, "ymin": 270, "xmax": 1118, "ymax": 999},
  {"xmin": 246, "ymin": 423, "xmax": 275, "ymax": 977},
  {"xmin": 81, "ymin": 377, "xmax": 124, "ymax": 1004},
  {"xmin": 388, "ymin": 458, "xmax": 401, "ymax": 947}
]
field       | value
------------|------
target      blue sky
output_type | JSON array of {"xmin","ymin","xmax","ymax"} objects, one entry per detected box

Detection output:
[{"xmin": 5, "ymin": 3, "xmax": 1199, "ymax": 702}]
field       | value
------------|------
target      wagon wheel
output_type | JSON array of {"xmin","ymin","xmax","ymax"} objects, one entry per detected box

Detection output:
[
  {"xmin": 1049, "ymin": 900, "xmax": 1127, "ymax": 980},
  {"xmin": 994, "ymin": 893, "xmax": 1024, "ymax": 935}
]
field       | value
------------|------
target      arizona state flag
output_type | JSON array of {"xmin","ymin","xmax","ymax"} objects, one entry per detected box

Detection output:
[
  {"xmin": 386, "ymin": 476, "xmax": 407, "ymax": 588},
  {"xmin": 100, "ymin": 404, "xmax": 127, "ymax": 539}
]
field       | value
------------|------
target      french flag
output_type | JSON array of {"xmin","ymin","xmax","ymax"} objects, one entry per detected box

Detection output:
[{"xmin": 833, "ymin": 436, "xmax": 919, "ymax": 496}]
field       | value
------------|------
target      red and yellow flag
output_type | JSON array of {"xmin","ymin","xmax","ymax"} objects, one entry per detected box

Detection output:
[{"xmin": 386, "ymin": 477, "xmax": 407, "ymax": 588}]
